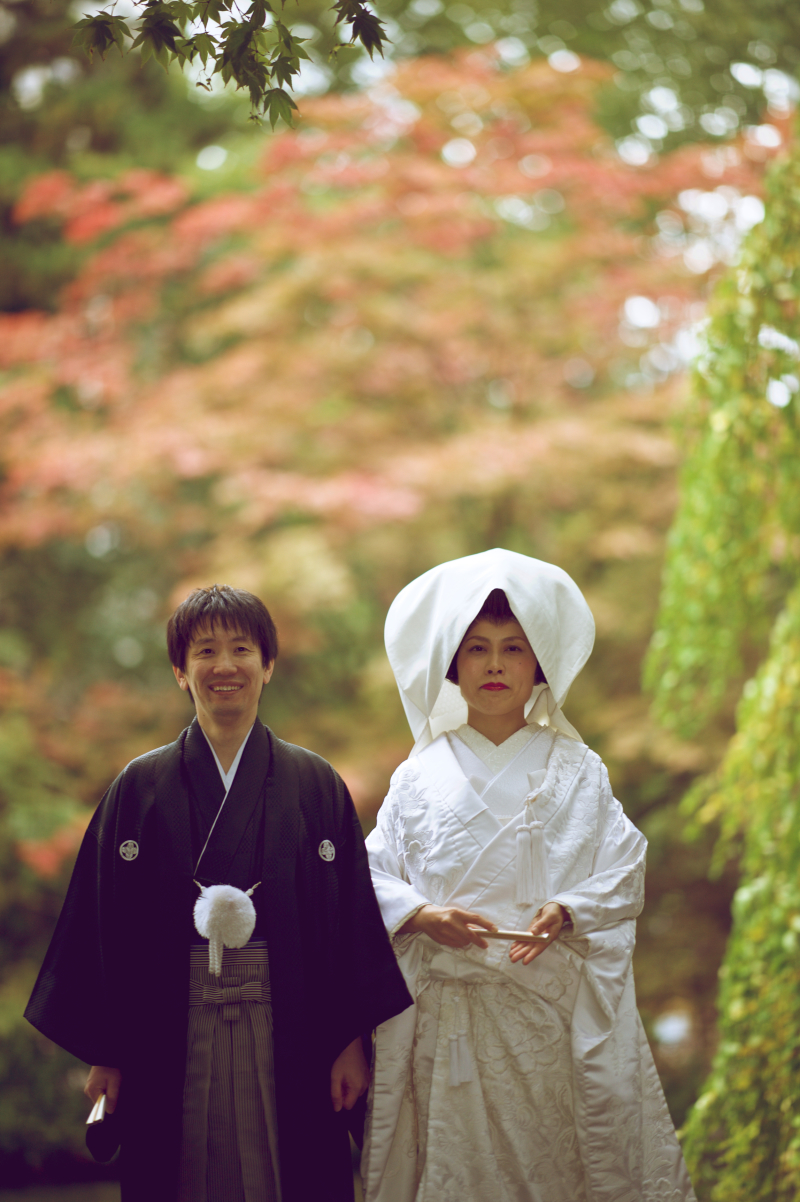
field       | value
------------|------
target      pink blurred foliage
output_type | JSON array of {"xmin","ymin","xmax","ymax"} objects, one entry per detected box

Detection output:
[{"xmin": 0, "ymin": 50, "xmax": 777, "ymax": 552}]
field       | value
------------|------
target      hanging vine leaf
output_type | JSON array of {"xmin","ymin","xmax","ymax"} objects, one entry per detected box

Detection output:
[{"xmin": 647, "ymin": 141, "xmax": 800, "ymax": 1199}]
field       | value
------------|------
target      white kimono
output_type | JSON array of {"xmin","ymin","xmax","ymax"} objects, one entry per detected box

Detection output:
[{"xmin": 362, "ymin": 724, "xmax": 695, "ymax": 1202}]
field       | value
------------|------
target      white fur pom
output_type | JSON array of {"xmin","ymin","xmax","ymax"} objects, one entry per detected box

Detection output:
[{"xmin": 193, "ymin": 884, "xmax": 257, "ymax": 977}]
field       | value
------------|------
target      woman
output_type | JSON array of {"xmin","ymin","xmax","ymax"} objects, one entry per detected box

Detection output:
[{"xmin": 361, "ymin": 548, "xmax": 695, "ymax": 1202}]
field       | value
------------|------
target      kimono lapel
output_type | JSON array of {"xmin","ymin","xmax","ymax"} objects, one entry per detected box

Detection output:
[
  {"xmin": 258, "ymin": 733, "xmax": 308, "ymax": 1183},
  {"xmin": 439, "ymin": 734, "xmax": 581, "ymax": 914},
  {"xmin": 418, "ymin": 736, "xmax": 500, "ymax": 855},
  {"xmin": 183, "ymin": 716, "xmax": 225, "ymax": 834},
  {"xmin": 186, "ymin": 718, "xmax": 271, "ymax": 885},
  {"xmin": 154, "ymin": 727, "xmax": 194, "ymax": 884}
]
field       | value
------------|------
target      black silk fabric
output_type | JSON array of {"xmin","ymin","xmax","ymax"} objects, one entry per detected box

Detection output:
[{"xmin": 25, "ymin": 719, "xmax": 412, "ymax": 1202}]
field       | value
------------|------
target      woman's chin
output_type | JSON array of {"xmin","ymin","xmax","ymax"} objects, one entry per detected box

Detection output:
[{"xmin": 469, "ymin": 695, "xmax": 523, "ymax": 716}]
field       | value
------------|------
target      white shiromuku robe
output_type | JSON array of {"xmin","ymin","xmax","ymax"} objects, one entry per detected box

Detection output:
[{"xmin": 362, "ymin": 723, "xmax": 696, "ymax": 1202}]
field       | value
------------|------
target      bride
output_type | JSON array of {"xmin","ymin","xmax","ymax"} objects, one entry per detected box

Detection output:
[{"xmin": 361, "ymin": 548, "xmax": 695, "ymax": 1202}]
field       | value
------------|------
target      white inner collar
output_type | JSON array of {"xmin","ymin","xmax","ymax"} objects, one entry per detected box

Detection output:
[
  {"xmin": 201, "ymin": 725, "xmax": 254, "ymax": 795},
  {"xmin": 454, "ymin": 723, "xmax": 534, "ymax": 774}
]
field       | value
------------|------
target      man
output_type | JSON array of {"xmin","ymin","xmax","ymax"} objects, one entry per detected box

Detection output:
[{"xmin": 25, "ymin": 584, "xmax": 411, "ymax": 1202}]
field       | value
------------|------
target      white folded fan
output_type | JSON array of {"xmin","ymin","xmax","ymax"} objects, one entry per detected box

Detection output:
[{"xmin": 467, "ymin": 926, "xmax": 550, "ymax": 943}]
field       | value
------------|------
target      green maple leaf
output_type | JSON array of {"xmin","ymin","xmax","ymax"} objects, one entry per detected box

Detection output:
[
  {"xmin": 191, "ymin": 0, "xmax": 231, "ymax": 24},
  {"xmin": 72, "ymin": 14, "xmax": 132, "ymax": 60},
  {"xmin": 131, "ymin": 6, "xmax": 187, "ymax": 69},
  {"xmin": 185, "ymin": 30, "xmax": 217, "ymax": 65},
  {"xmin": 264, "ymin": 86, "xmax": 297, "ymax": 129},
  {"xmin": 331, "ymin": 0, "xmax": 386, "ymax": 58}
]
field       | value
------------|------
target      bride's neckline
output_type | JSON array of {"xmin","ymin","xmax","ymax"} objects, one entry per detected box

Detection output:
[{"xmin": 454, "ymin": 723, "xmax": 535, "ymax": 772}]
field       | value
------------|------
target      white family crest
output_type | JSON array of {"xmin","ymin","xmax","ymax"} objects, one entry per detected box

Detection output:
[
  {"xmin": 119, "ymin": 840, "xmax": 139, "ymax": 861},
  {"xmin": 318, "ymin": 839, "xmax": 335, "ymax": 862}
]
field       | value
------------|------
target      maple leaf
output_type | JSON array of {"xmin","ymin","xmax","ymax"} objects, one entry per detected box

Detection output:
[
  {"xmin": 180, "ymin": 30, "xmax": 217, "ymax": 66},
  {"xmin": 131, "ymin": 5, "xmax": 187, "ymax": 70},
  {"xmin": 331, "ymin": 0, "xmax": 387, "ymax": 58},
  {"xmin": 72, "ymin": 14, "xmax": 132, "ymax": 61},
  {"xmin": 263, "ymin": 86, "xmax": 298, "ymax": 129},
  {"xmin": 191, "ymin": 0, "xmax": 231, "ymax": 24}
]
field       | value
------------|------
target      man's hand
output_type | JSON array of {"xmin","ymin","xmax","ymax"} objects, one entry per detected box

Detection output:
[
  {"xmin": 85, "ymin": 1065, "xmax": 122, "ymax": 1114},
  {"xmin": 399, "ymin": 904, "xmax": 496, "ymax": 949},
  {"xmin": 509, "ymin": 902, "xmax": 567, "ymax": 966},
  {"xmin": 331, "ymin": 1036, "xmax": 369, "ymax": 1113}
]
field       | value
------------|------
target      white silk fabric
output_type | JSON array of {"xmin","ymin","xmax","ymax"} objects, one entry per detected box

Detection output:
[
  {"xmin": 383, "ymin": 548, "xmax": 596, "ymax": 752},
  {"xmin": 362, "ymin": 730, "xmax": 696, "ymax": 1202}
]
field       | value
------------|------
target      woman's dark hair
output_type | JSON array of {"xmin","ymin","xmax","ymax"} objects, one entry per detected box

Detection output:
[
  {"xmin": 445, "ymin": 588, "xmax": 546, "ymax": 685},
  {"xmin": 167, "ymin": 584, "xmax": 279, "ymax": 670}
]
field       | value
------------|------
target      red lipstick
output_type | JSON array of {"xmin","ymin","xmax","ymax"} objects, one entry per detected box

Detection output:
[{"xmin": 481, "ymin": 682, "xmax": 509, "ymax": 690}]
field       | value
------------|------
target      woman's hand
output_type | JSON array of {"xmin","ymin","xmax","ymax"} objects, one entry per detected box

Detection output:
[
  {"xmin": 399, "ymin": 904, "xmax": 496, "ymax": 949},
  {"xmin": 509, "ymin": 902, "xmax": 567, "ymax": 966},
  {"xmin": 85, "ymin": 1065, "xmax": 121, "ymax": 1113},
  {"xmin": 331, "ymin": 1036, "xmax": 369, "ymax": 1113}
]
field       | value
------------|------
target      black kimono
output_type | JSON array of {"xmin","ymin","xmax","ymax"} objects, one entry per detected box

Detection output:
[{"xmin": 25, "ymin": 719, "xmax": 412, "ymax": 1202}]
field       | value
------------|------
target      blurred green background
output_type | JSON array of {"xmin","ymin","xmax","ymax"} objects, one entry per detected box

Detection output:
[{"xmin": 1, "ymin": 0, "xmax": 799, "ymax": 1194}]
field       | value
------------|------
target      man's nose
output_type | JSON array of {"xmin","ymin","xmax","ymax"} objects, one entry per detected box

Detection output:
[{"xmin": 213, "ymin": 657, "xmax": 237, "ymax": 673}]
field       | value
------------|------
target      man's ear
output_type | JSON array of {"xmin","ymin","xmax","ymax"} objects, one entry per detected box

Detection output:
[
  {"xmin": 262, "ymin": 659, "xmax": 275, "ymax": 686},
  {"xmin": 173, "ymin": 664, "xmax": 189, "ymax": 692}
]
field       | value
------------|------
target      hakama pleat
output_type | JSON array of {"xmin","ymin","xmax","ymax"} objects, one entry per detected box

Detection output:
[{"xmin": 179, "ymin": 941, "xmax": 281, "ymax": 1202}]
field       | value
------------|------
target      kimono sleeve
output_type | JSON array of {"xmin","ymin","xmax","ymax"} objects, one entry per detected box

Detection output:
[
  {"xmin": 548, "ymin": 755, "xmax": 646, "ymax": 1031},
  {"xmin": 24, "ymin": 776, "xmax": 126, "ymax": 1067},
  {"xmin": 323, "ymin": 767, "xmax": 413, "ymax": 1057},
  {"xmin": 550, "ymin": 759, "xmax": 646, "ymax": 938},
  {"xmin": 365, "ymin": 763, "xmax": 431, "ymax": 936}
]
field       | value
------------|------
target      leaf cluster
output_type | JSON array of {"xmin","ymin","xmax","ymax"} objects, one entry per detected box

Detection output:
[
  {"xmin": 648, "ymin": 132, "xmax": 800, "ymax": 1196},
  {"xmin": 645, "ymin": 141, "xmax": 800, "ymax": 738},
  {"xmin": 72, "ymin": 0, "xmax": 386, "ymax": 125},
  {"xmin": 680, "ymin": 584, "xmax": 800, "ymax": 1200}
]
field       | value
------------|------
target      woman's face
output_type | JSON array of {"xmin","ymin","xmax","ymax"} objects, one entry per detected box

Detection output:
[{"xmin": 454, "ymin": 619, "xmax": 539, "ymax": 720}]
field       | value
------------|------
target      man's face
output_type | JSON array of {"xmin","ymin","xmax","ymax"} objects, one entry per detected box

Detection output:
[{"xmin": 172, "ymin": 624, "xmax": 274, "ymax": 728}]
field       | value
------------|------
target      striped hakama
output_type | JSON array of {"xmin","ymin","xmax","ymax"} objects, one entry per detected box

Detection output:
[{"xmin": 179, "ymin": 941, "xmax": 281, "ymax": 1202}]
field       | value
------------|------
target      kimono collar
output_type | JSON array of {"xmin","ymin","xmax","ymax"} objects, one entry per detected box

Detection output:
[
  {"xmin": 384, "ymin": 548, "xmax": 594, "ymax": 752},
  {"xmin": 184, "ymin": 717, "xmax": 271, "ymax": 886}
]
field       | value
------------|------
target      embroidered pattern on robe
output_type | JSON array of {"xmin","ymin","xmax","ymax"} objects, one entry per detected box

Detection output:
[{"xmin": 362, "ymin": 729, "xmax": 696, "ymax": 1202}]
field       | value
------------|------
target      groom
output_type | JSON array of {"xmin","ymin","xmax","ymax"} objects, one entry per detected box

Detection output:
[{"xmin": 25, "ymin": 584, "xmax": 411, "ymax": 1202}]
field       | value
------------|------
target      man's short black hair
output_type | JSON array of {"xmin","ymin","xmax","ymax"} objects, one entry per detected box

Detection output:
[
  {"xmin": 167, "ymin": 584, "xmax": 279, "ymax": 671},
  {"xmin": 445, "ymin": 587, "xmax": 546, "ymax": 685}
]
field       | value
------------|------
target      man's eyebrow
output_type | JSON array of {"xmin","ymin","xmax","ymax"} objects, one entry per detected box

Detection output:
[{"xmin": 192, "ymin": 632, "xmax": 252, "ymax": 646}]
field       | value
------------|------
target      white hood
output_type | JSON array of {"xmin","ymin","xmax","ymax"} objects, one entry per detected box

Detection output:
[{"xmin": 384, "ymin": 548, "xmax": 595, "ymax": 751}]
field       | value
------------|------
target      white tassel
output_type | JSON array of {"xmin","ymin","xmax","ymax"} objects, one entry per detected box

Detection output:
[
  {"xmin": 449, "ymin": 1034, "xmax": 460, "ymax": 1086},
  {"xmin": 193, "ymin": 881, "xmax": 261, "ymax": 977},
  {"xmin": 515, "ymin": 793, "xmax": 550, "ymax": 906},
  {"xmin": 208, "ymin": 934, "xmax": 223, "ymax": 978},
  {"xmin": 515, "ymin": 823, "xmax": 533, "ymax": 905},
  {"xmin": 457, "ymin": 1033, "xmax": 473, "ymax": 1083}
]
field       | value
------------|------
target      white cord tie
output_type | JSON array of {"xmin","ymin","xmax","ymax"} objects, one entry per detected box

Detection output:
[
  {"xmin": 449, "ymin": 960, "xmax": 473, "ymax": 1086},
  {"xmin": 515, "ymin": 790, "xmax": 550, "ymax": 906}
]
